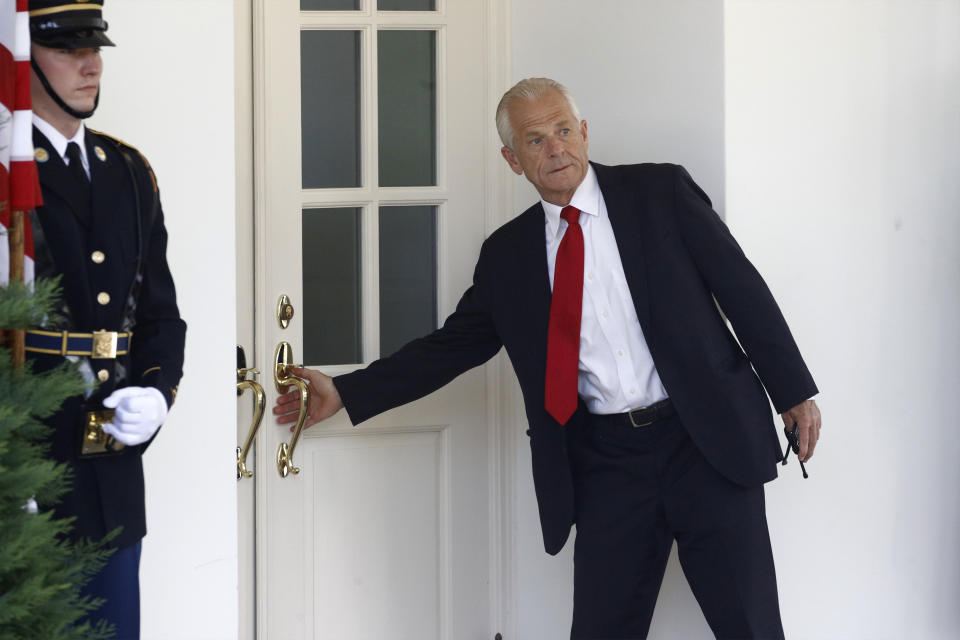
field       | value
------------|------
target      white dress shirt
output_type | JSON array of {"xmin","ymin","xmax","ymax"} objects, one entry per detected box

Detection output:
[
  {"xmin": 543, "ymin": 165, "xmax": 668, "ymax": 414},
  {"xmin": 33, "ymin": 115, "xmax": 90, "ymax": 180}
]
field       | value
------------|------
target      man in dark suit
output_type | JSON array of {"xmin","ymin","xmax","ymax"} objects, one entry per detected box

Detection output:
[
  {"xmin": 276, "ymin": 77, "xmax": 820, "ymax": 639},
  {"xmin": 24, "ymin": 1, "xmax": 186, "ymax": 637}
]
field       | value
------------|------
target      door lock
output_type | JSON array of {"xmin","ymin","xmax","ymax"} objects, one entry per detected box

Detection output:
[{"xmin": 276, "ymin": 294, "xmax": 295, "ymax": 329}]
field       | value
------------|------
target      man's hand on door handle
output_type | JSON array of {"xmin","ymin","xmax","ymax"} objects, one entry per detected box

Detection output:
[{"xmin": 274, "ymin": 367, "xmax": 343, "ymax": 431}]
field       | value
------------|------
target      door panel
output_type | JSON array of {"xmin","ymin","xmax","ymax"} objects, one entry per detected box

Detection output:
[
  {"xmin": 253, "ymin": 1, "xmax": 492, "ymax": 637},
  {"xmin": 310, "ymin": 429, "xmax": 445, "ymax": 638}
]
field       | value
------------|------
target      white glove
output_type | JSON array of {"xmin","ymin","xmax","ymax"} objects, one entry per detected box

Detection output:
[{"xmin": 102, "ymin": 386, "xmax": 168, "ymax": 446}]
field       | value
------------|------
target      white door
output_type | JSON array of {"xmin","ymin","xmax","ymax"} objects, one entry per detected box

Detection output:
[{"xmin": 244, "ymin": 0, "xmax": 504, "ymax": 637}]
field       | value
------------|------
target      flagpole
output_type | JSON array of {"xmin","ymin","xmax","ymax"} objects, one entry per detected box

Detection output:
[{"xmin": 9, "ymin": 210, "xmax": 26, "ymax": 367}]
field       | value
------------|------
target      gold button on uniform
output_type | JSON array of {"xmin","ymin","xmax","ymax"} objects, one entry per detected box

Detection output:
[
  {"xmin": 91, "ymin": 251, "xmax": 105, "ymax": 264},
  {"xmin": 97, "ymin": 292, "xmax": 111, "ymax": 305},
  {"xmin": 97, "ymin": 369, "xmax": 110, "ymax": 382}
]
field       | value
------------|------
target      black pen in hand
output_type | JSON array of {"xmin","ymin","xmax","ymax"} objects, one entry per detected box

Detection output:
[{"xmin": 781, "ymin": 422, "xmax": 809, "ymax": 479}]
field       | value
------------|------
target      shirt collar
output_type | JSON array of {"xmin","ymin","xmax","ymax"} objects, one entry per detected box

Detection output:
[
  {"xmin": 33, "ymin": 115, "xmax": 86, "ymax": 164},
  {"xmin": 542, "ymin": 164, "xmax": 600, "ymax": 240}
]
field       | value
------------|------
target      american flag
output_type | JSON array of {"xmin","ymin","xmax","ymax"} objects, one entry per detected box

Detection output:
[{"xmin": 1, "ymin": 0, "xmax": 41, "ymax": 287}]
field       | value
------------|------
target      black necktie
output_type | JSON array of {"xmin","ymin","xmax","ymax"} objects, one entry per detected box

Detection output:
[{"xmin": 65, "ymin": 142, "xmax": 89, "ymax": 185}]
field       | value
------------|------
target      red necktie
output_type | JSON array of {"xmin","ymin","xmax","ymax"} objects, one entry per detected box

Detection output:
[{"xmin": 544, "ymin": 206, "xmax": 584, "ymax": 425}]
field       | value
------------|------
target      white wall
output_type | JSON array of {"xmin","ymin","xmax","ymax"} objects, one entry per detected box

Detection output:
[
  {"xmin": 88, "ymin": 1, "xmax": 239, "ymax": 638},
  {"xmin": 509, "ymin": 2, "xmax": 724, "ymax": 637},
  {"xmin": 726, "ymin": 1, "xmax": 960, "ymax": 638},
  {"xmin": 511, "ymin": 1, "xmax": 960, "ymax": 638}
]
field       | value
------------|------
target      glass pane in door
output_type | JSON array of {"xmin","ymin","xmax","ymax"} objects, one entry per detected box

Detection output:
[
  {"xmin": 302, "ymin": 0, "xmax": 360, "ymax": 11},
  {"xmin": 303, "ymin": 208, "xmax": 363, "ymax": 364},
  {"xmin": 377, "ymin": 30, "xmax": 436, "ymax": 187},
  {"xmin": 301, "ymin": 30, "xmax": 362, "ymax": 188},
  {"xmin": 378, "ymin": 0, "xmax": 436, "ymax": 10},
  {"xmin": 379, "ymin": 206, "xmax": 437, "ymax": 357}
]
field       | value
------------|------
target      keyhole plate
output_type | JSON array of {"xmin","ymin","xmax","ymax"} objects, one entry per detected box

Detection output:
[{"xmin": 277, "ymin": 294, "xmax": 295, "ymax": 329}]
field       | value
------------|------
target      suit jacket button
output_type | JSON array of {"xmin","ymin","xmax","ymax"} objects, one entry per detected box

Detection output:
[
  {"xmin": 97, "ymin": 292, "xmax": 111, "ymax": 305},
  {"xmin": 91, "ymin": 250, "xmax": 105, "ymax": 264},
  {"xmin": 97, "ymin": 369, "xmax": 110, "ymax": 382}
]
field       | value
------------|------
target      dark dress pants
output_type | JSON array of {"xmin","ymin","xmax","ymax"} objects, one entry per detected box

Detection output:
[
  {"xmin": 567, "ymin": 409, "xmax": 784, "ymax": 640},
  {"xmin": 81, "ymin": 540, "xmax": 142, "ymax": 640}
]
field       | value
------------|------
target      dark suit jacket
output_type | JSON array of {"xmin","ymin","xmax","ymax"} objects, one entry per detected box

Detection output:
[
  {"xmin": 335, "ymin": 162, "xmax": 817, "ymax": 555},
  {"xmin": 29, "ymin": 127, "xmax": 186, "ymax": 549}
]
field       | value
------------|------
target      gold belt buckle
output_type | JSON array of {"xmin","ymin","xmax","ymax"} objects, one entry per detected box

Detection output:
[
  {"xmin": 91, "ymin": 330, "xmax": 119, "ymax": 359},
  {"xmin": 80, "ymin": 409, "xmax": 125, "ymax": 456}
]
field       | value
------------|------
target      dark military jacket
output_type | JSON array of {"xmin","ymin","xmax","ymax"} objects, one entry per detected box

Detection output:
[{"xmin": 29, "ymin": 125, "xmax": 186, "ymax": 549}]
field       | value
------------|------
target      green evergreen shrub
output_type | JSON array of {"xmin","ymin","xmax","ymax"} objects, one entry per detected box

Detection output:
[{"xmin": 0, "ymin": 279, "xmax": 115, "ymax": 640}]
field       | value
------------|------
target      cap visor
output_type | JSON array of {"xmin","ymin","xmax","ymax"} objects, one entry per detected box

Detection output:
[
  {"xmin": 34, "ymin": 29, "xmax": 115, "ymax": 49},
  {"xmin": 88, "ymin": 30, "xmax": 115, "ymax": 47}
]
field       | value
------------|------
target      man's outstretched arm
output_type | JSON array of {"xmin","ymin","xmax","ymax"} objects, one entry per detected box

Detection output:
[{"xmin": 274, "ymin": 243, "xmax": 502, "ymax": 429}]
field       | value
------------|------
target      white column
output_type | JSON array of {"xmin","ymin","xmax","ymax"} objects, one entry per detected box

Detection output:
[
  {"xmin": 88, "ymin": 1, "xmax": 239, "ymax": 638},
  {"xmin": 726, "ymin": 1, "xmax": 960, "ymax": 637}
]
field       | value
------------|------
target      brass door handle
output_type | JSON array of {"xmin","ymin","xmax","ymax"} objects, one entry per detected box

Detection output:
[
  {"xmin": 236, "ymin": 367, "xmax": 265, "ymax": 480},
  {"xmin": 274, "ymin": 342, "xmax": 308, "ymax": 477}
]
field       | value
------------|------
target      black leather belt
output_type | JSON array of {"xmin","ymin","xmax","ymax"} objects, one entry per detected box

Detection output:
[
  {"xmin": 24, "ymin": 329, "xmax": 132, "ymax": 359},
  {"xmin": 603, "ymin": 398, "xmax": 675, "ymax": 427}
]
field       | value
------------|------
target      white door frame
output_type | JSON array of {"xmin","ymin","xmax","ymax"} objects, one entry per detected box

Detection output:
[
  {"xmin": 235, "ymin": 0, "xmax": 518, "ymax": 637},
  {"xmin": 234, "ymin": 0, "xmax": 257, "ymax": 638}
]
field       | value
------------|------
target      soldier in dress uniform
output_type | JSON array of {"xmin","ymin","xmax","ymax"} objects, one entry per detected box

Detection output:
[{"xmin": 25, "ymin": 1, "xmax": 186, "ymax": 637}]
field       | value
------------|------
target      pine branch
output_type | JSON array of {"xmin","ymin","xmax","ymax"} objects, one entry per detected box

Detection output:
[
  {"xmin": 0, "ymin": 279, "xmax": 116, "ymax": 639},
  {"xmin": 0, "ymin": 279, "xmax": 64, "ymax": 329}
]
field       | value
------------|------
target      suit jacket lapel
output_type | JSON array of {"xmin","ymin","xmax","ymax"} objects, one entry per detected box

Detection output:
[
  {"xmin": 33, "ymin": 128, "xmax": 93, "ymax": 228},
  {"xmin": 594, "ymin": 162, "xmax": 654, "ymax": 337},
  {"xmin": 522, "ymin": 201, "xmax": 552, "ymax": 353},
  {"xmin": 503, "ymin": 202, "xmax": 551, "ymax": 344},
  {"xmin": 497, "ymin": 202, "xmax": 552, "ymax": 396}
]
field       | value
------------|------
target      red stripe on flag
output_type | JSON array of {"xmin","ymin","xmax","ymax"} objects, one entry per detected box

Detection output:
[
  {"xmin": 10, "ymin": 160, "xmax": 42, "ymax": 212},
  {"xmin": 16, "ymin": 0, "xmax": 29, "ymax": 12},
  {"xmin": 14, "ymin": 59, "xmax": 31, "ymax": 110},
  {"xmin": 0, "ymin": 47, "xmax": 13, "ymax": 109}
]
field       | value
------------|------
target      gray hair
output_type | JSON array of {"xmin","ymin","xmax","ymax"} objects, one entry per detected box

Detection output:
[{"xmin": 495, "ymin": 77, "xmax": 582, "ymax": 150}]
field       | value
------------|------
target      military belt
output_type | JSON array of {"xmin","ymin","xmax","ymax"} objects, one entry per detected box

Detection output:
[{"xmin": 24, "ymin": 329, "xmax": 132, "ymax": 359}]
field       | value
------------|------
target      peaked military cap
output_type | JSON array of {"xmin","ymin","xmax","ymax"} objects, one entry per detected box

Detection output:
[{"xmin": 29, "ymin": 0, "xmax": 115, "ymax": 49}]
